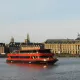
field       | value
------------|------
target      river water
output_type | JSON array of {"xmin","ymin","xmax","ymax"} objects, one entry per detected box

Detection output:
[{"xmin": 0, "ymin": 58, "xmax": 80, "ymax": 80}]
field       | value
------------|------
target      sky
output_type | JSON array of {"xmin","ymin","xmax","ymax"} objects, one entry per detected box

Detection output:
[{"xmin": 0, "ymin": 0, "xmax": 80, "ymax": 43}]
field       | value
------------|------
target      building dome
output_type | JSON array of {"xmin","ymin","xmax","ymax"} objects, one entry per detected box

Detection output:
[{"xmin": 10, "ymin": 37, "xmax": 14, "ymax": 43}]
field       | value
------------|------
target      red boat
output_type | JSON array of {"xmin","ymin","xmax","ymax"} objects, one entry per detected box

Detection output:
[{"xmin": 6, "ymin": 48, "xmax": 58, "ymax": 64}]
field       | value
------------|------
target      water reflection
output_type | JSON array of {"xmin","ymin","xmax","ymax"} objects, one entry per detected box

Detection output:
[
  {"xmin": 7, "ymin": 63, "xmax": 57, "ymax": 70},
  {"xmin": 2, "ymin": 58, "xmax": 80, "ymax": 80}
]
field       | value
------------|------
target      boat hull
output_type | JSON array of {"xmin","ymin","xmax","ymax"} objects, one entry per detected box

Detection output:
[{"xmin": 6, "ymin": 58, "xmax": 58, "ymax": 64}]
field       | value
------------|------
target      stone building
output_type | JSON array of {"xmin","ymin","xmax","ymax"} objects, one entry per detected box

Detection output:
[
  {"xmin": 0, "ymin": 43, "xmax": 5, "ymax": 54},
  {"xmin": 20, "ymin": 43, "xmax": 44, "ymax": 51},
  {"xmin": 9, "ymin": 42, "xmax": 21, "ymax": 53},
  {"xmin": 24, "ymin": 34, "xmax": 30, "ymax": 43},
  {"xmin": 9, "ymin": 37, "xmax": 21, "ymax": 52},
  {"xmin": 44, "ymin": 35, "xmax": 80, "ymax": 55}
]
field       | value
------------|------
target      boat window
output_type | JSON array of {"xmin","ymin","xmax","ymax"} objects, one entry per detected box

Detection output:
[
  {"xmin": 7, "ymin": 56, "xmax": 9, "ymax": 58},
  {"xmin": 31, "ymin": 56, "xmax": 38, "ymax": 59},
  {"xmin": 10, "ymin": 56, "xmax": 30, "ymax": 58},
  {"xmin": 39, "ymin": 56, "xmax": 53, "ymax": 58},
  {"xmin": 50, "ymin": 56, "xmax": 53, "ymax": 58},
  {"xmin": 39, "ymin": 56, "xmax": 49, "ymax": 58},
  {"xmin": 19, "ymin": 56, "xmax": 30, "ymax": 58},
  {"xmin": 11, "ymin": 56, "xmax": 19, "ymax": 58},
  {"xmin": 20, "ymin": 50, "xmax": 37, "ymax": 53},
  {"xmin": 38, "ymin": 49, "xmax": 51, "ymax": 53}
]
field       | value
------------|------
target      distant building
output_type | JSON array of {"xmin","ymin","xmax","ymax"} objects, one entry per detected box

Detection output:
[
  {"xmin": 9, "ymin": 42, "xmax": 21, "ymax": 53},
  {"xmin": 21, "ymin": 34, "xmax": 44, "ymax": 50},
  {"xmin": 76, "ymin": 33, "xmax": 80, "ymax": 40},
  {"xmin": 27, "ymin": 33, "xmax": 30, "ymax": 43},
  {"xmin": 44, "ymin": 36, "xmax": 80, "ymax": 54},
  {"xmin": 24, "ymin": 34, "xmax": 30, "ymax": 43},
  {"xmin": 5, "ymin": 44, "xmax": 9, "ymax": 54},
  {"xmin": 0, "ymin": 43, "xmax": 5, "ymax": 54},
  {"xmin": 7, "ymin": 34, "xmax": 44, "ymax": 52},
  {"xmin": 10, "ymin": 37, "xmax": 14, "ymax": 43},
  {"xmin": 20, "ymin": 43, "xmax": 44, "ymax": 51}
]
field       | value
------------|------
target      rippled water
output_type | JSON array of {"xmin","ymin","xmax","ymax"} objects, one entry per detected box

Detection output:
[{"xmin": 0, "ymin": 58, "xmax": 80, "ymax": 80}]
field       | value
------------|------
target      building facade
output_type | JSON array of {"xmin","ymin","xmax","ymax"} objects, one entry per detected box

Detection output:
[
  {"xmin": 9, "ymin": 42, "xmax": 21, "ymax": 53},
  {"xmin": 44, "ymin": 39, "xmax": 80, "ymax": 55},
  {"xmin": 0, "ymin": 43, "xmax": 5, "ymax": 54},
  {"xmin": 20, "ymin": 43, "xmax": 44, "ymax": 51}
]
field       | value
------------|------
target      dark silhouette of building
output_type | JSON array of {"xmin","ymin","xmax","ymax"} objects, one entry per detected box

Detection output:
[
  {"xmin": 25, "ymin": 34, "xmax": 30, "ymax": 43},
  {"xmin": 10, "ymin": 37, "xmax": 14, "ymax": 43},
  {"xmin": 76, "ymin": 33, "xmax": 80, "ymax": 40},
  {"xmin": 9, "ymin": 42, "xmax": 21, "ymax": 53}
]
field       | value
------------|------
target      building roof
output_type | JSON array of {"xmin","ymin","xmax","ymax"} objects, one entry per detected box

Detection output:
[
  {"xmin": 0, "ymin": 43, "xmax": 5, "ymax": 46},
  {"xmin": 45, "ymin": 39, "xmax": 78, "ymax": 44},
  {"xmin": 9, "ymin": 42, "xmax": 21, "ymax": 47},
  {"xmin": 21, "ymin": 42, "xmax": 44, "ymax": 46}
]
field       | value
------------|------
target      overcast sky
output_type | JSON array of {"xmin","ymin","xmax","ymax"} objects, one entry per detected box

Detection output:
[{"xmin": 0, "ymin": 0, "xmax": 80, "ymax": 43}]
